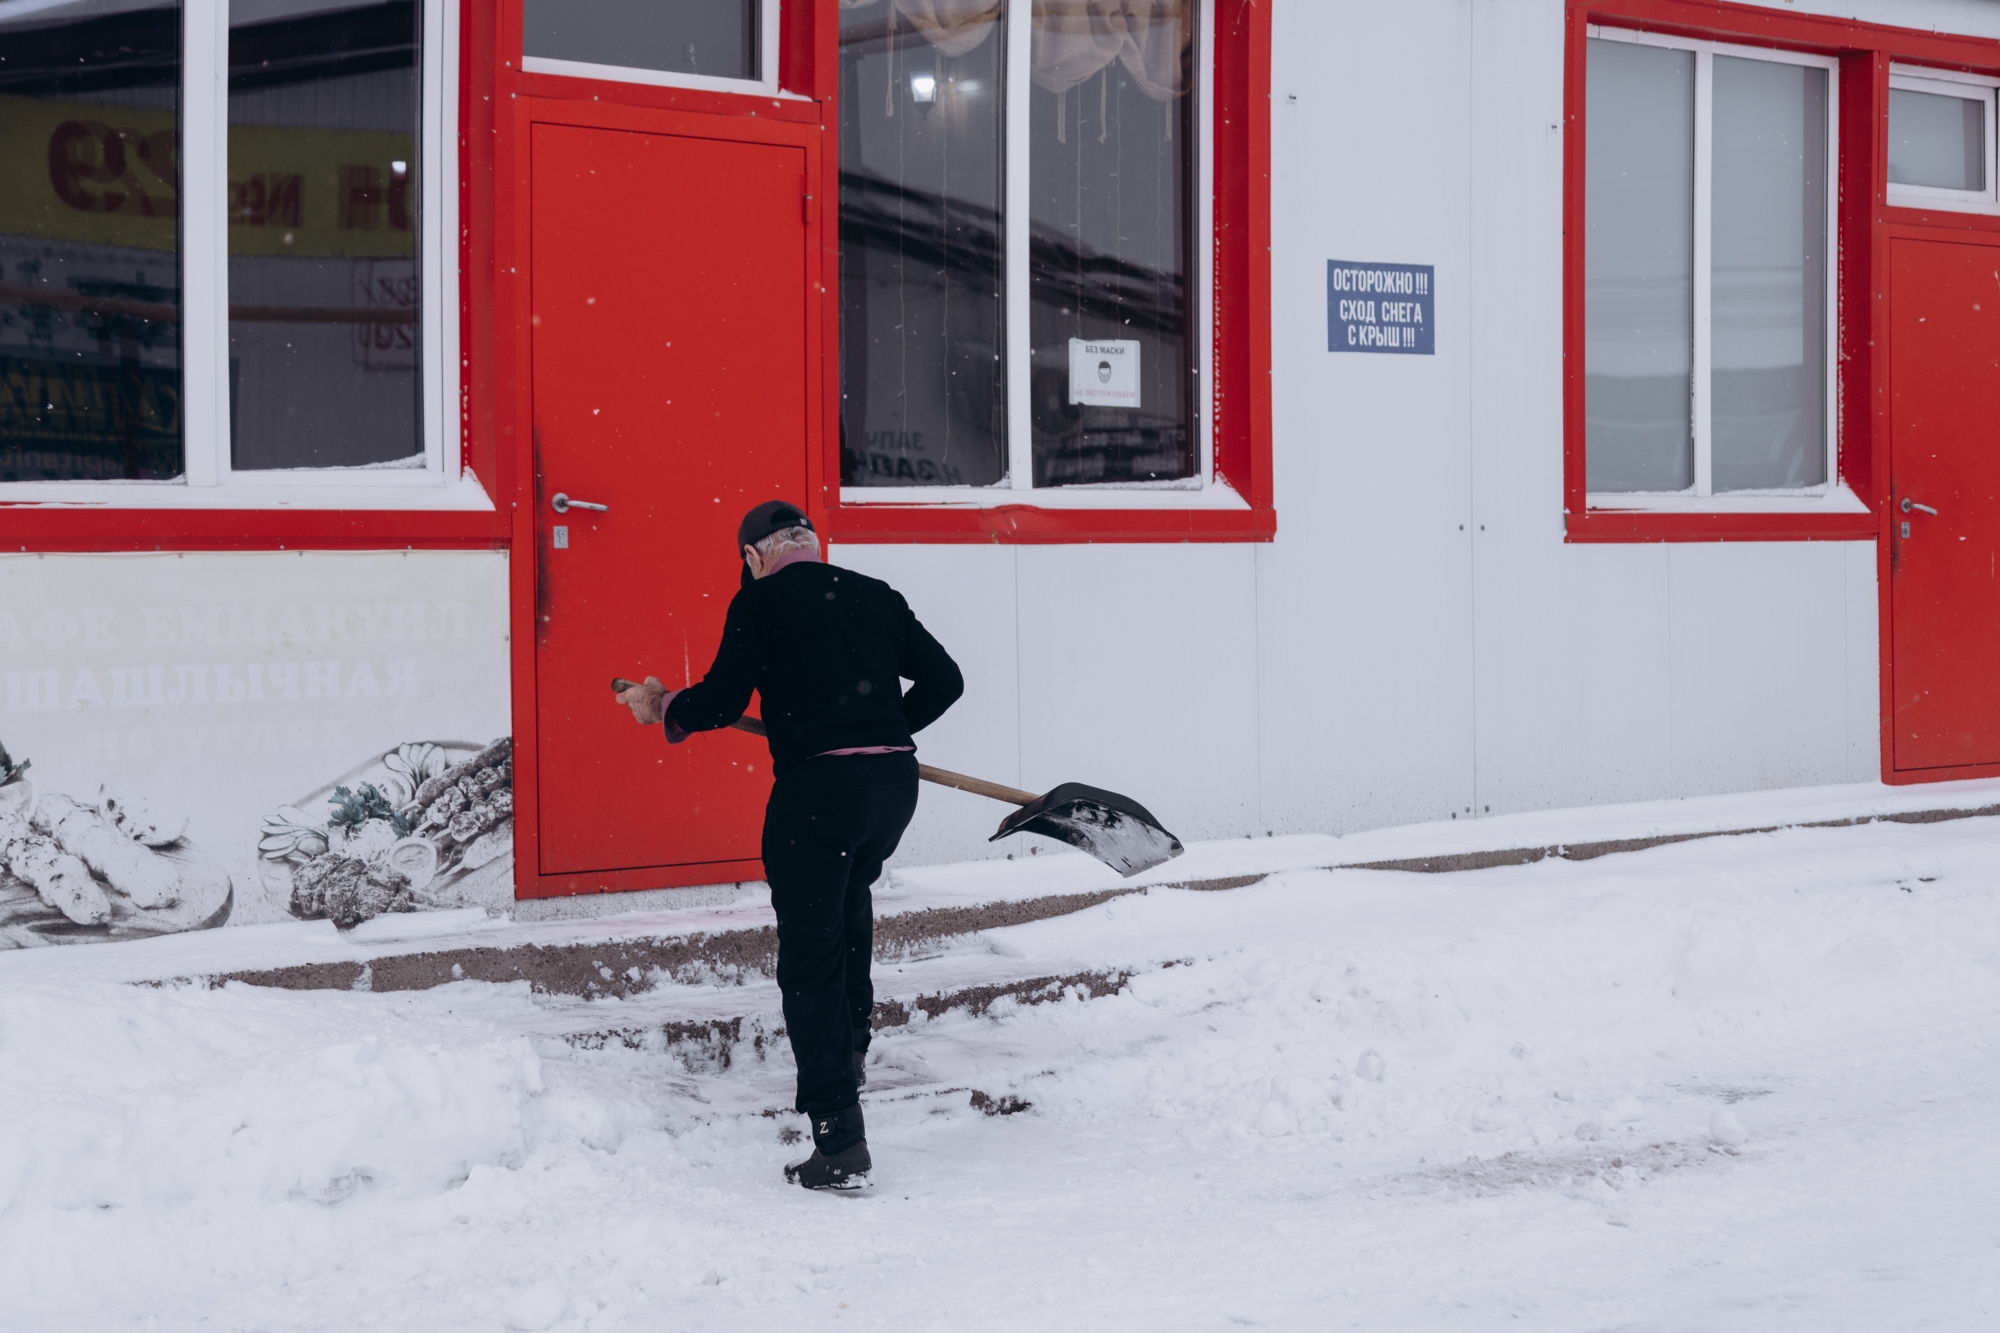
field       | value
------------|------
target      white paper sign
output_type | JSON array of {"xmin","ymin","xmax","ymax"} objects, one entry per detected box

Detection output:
[{"xmin": 1068, "ymin": 338, "xmax": 1142, "ymax": 408}]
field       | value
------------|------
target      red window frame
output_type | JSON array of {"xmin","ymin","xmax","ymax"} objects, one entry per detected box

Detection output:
[
  {"xmin": 812, "ymin": 0, "xmax": 1274, "ymax": 545},
  {"xmin": 1561, "ymin": 0, "xmax": 2000, "ymax": 545}
]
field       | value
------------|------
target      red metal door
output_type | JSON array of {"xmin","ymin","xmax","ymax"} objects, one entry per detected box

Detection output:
[
  {"xmin": 1889, "ymin": 235, "xmax": 2000, "ymax": 772},
  {"xmin": 530, "ymin": 119, "xmax": 808, "ymax": 877}
]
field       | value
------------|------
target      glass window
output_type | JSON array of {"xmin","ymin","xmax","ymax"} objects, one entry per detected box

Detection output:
[
  {"xmin": 1889, "ymin": 87, "xmax": 1987, "ymax": 192},
  {"xmin": 1027, "ymin": 0, "xmax": 1194, "ymax": 487},
  {"xmin": 0, "ymin": 0, "xmax": 183, "ymax": 482},
  {"xmin": 838, "ymin": 0, "xmax": 1007, "ymax": 488},
  {"xmin": 523, "ymin": 0, "xmax": 758, "ymax": 82},
  {"xmin": 1584, "ymin": 38, "xmax": 1693, "ymax": 493},
  {"xmin": 227, "ymin": 0, "xmax": 422, "ymax": 471},
  {"xmin": 838, "ymin": 0, "xmax": 1200, "ymax": 493},
  {"xmin": 1711, "ymin": 54, "xmax": 1827, "ymax": 491},
  {"xmin": 1585, "ymin": 32, "xmax": 1833, "ymax": 498}
]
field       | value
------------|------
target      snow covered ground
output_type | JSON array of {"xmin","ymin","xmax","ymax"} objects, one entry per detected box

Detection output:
[{"xmin": 3, "ymin": 801, "xmax": 1999, "ymax": 1331}]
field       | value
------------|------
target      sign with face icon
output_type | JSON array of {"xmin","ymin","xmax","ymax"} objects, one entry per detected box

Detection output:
[{"xmin": 1067, "ymin": 338, "xmax": 1141, "ymax": 407}]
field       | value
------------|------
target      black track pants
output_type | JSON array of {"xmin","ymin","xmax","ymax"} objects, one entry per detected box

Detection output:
[{"xmin": 762, "ymin": 752, "xmax": 919, "ymax": 1118}]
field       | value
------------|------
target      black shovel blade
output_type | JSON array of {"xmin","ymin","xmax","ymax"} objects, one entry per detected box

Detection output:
[{"xmin": 989, "ymin": 782, "xmax": 1184, "ymax": 878}]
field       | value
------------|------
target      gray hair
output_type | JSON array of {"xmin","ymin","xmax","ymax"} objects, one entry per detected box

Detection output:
[{"xmin": 752, "ymin": 525, "xmax": 818, "ymax": 559}]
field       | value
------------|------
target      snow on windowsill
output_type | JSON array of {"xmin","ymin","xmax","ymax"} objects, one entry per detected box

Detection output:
[{"xmin": 1585, "ymin": 484, "xmax": 1869, "ymax": 516}]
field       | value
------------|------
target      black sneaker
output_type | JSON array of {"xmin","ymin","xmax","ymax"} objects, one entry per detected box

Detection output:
[{"xmin": 785, "ymin": 1103, "xmax": 871, "ymax": 1191}]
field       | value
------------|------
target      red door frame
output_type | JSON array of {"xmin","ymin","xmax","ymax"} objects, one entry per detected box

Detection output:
[
  {"xmin": 476, "ymin": 1, "xmax": 836, "ymax": 900},
  {"xmin": 507, "ymin": 99, "xmax": 824, "ymax": 898},
  {"xmin": 1563, "ymin": 1, "xmax": 2000, "ymax": 786},
  {"xmin": 1878, "ymin": 221, "xmax": 2000, "ymax": 781},
  {"xmin": 1880, "ymin": 224, "xmax": 2000, "ymax": 772}
]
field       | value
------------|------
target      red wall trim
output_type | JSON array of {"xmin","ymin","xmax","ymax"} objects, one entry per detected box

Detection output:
[
  {"xmin": 819, "ymin": 0, "xmax": 1275, "ymax": 546},
  {"xmin": 1565, "ymin": 511, "xmax": 1875, "ymax": 544},
  {"xmin": 0, "ymin": 510, "xmax": 503, "ymax": 552},
  {"xmin": 828, "ymin": 504, "xmax": 1275, "ymax": 545},
  {"xmin": 1576, "ymin": 0, "xmax": 2000, "ymax": 70},
  {"xmin": 1563, "ymin": 1, "xmax": 2000, "ymax": 548}
]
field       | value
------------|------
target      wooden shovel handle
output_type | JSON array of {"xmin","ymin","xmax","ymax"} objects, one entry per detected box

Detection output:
[
  {"xmin": 913, "ymin": 765, "xmax": 1039, "ymax": 808},
  {"xmin": 727, "ymin": 716, "xmax": 1036, "ymax": 808}
]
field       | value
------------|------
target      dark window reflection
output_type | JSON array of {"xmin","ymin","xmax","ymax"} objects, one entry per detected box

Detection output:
[
  {"xmin": 838, "ymin": 0, "xmax": 1006, "ymax": 488},
  {"xmin": 524, "ymin": 0, "xmax": 757, "ymax": 81},
  {"xmin": 228, "ymin": 0, "xmax": 420, "ymax": 471},
  {"xmin": 1029, "ymin": 0, "xmax": 1194, "ymax": 486},
  {"xmin": 0, "ymin": 2, "xmax": 183, "ymax": 482}
]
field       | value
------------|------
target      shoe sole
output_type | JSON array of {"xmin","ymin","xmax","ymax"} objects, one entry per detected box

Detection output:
[{"xmin": 784, "ymin": 1169, "xmax": 871, "ymax": 1192}]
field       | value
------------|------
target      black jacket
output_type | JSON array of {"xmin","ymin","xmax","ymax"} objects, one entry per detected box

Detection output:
[{"xmin": 665, "ymin": 561, "xmax": 963, "ymax": 773}]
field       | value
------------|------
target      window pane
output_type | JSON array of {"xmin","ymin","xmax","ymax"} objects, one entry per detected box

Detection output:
[
  {"xmin": 1889, "ymin": 87, "xmax": 1986, "ymax": 192},
  {"xmin": 1028, "ymin": 0, "xmax": 1194, "ymax": 487},
  {"xmin": 1585, "ymin": 39, "xmax": 1693, "ymax": 493},
  {"xmin": 523, "ymin": 0, "xmax": 757, "ymax": 82},
  {"xmin": 0, "ymin": 1, "xmax": 182, "ymax": 482},
  {"xmin": 1712, "ymin": 56, "xmax": 1827, "ymax": 492},
  {"xmin": 228, "ymin": 0, "xmax": 420, "ymax": 471},
  {"xmin": 838, "ymin": 0, "xmax": 1006, "ymax": 488}
]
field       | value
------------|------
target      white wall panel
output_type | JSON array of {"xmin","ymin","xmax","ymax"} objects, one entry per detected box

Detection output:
[
  {"xmin": 1571, "ymin": 546, "xmax": 1678, "ymax": 804},
  {"xmin": 1666, "ymin": 543, "xmax": 1864, "ymax": 794},
  {"xmin": 828, "ymin": 544, "xmax": 1025, "ymax": 866},
  {"xmin": 1261, "ymin": 0, "xmax": 1478, "ymax": 836},
  {"xmin": 1014, "ymin": 544, "xmax": 1261, "ymax": 844},
  {"xmin": 1464, "ymin": 0, "xmax": 1592, "ymax": 816},
  {"xmin": 1844, "ymin": 541, "xmax": 1882, "ymax": 775}
]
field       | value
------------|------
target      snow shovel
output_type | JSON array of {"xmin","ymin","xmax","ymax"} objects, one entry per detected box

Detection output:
[{"xmin": 727, "ymin": 715, "xmax": 1183, "ymax": 877}]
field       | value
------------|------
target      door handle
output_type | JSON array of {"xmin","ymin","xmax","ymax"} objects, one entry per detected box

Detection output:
[
  {"xmin": 551, "ymin": 493, "xmax": 608, "ymax": 514},
  {"xmin": 1900, "ymin": 498, "xmax": 1938, "ymax": 516}
]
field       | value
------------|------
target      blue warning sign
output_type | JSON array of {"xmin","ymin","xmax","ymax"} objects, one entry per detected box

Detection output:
[{"xmin": 1327, "ymin": 260, "xmax": 1434, "ymax": 355}]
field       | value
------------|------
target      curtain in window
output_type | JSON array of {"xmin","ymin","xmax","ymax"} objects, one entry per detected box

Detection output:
[
  {"xmin": 848, "ymin": 0, "xmax": 1190, "ymax": 97},
  {"xmin": 1029, "ymin": 0, "xmax": 1188, "ymax": 100},
  {"xmin": 865, "ymin": 0, "xmax": 1002, "ymax": 58}
]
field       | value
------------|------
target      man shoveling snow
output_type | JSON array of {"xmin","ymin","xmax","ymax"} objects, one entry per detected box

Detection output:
[{"xmin": 615, "ymin": 501, "xmax": 962, "ymax": 1190}]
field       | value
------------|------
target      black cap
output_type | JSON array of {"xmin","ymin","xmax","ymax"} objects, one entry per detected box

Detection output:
[{"xmin": 736, "ymin": 500, "xmax": 813, "ymax": 559}]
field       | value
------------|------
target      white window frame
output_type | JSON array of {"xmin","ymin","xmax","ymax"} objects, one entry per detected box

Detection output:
[
  {"xmin": 1886, "ymin": 65, "xmax": 2000, "ymax": 213},
  {"xmin": 841, "ymin": 0, "xmax": 1233, "ymax": 510},
  {"xmin": 520, "ymin": 0, "xmax": 787, "ymax": 99},
  {"xmin": 1584, "ymin": 26, "xmax": 1854, "ymax": 516},
  {"xmin": 0, "ymin": 0, "xmax": 481, "ymax": 511}
]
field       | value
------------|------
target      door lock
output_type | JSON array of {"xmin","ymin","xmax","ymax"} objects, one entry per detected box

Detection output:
[
  {"xmin": 1900, "ymin": 497, "xmax": 1938, "ymax": 515},
  {"xmin": 551, "ymin": 493, "xmax": 608, "ymax": 514}
]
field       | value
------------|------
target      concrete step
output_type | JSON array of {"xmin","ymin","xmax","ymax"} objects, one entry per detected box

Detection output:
[
  {"xmin": 191, "ymin": 796, "xmax": 2000, "ymax": 1000},
  {"xmin": 203, "ymin": 884, "xmax": 1167, "ymax": 999}
]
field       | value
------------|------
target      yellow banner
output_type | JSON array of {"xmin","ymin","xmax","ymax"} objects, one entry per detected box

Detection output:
[{"xmin": 0, "ymin": 93, "xmax": 416, "ymax": 259}]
